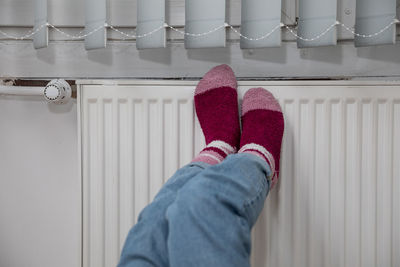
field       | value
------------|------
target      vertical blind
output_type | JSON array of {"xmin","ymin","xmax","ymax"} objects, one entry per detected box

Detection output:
[
  {"xmin": 185, "ymin": 0, "xmax": 226, "ymax": 48},
  {"xmin": 137, "ymin": 0, "xmax": 166, "ymax": 49},
  {"xmin": 84, "ymin": 0, "xmax": 107, "ymax": 50},
  {"xmin": 354, "ymin": 0, "xmax": 397, "ymax": 47},
  {"xmin": 297, "ymin": 0, "xmax": 337, "ymax": 47},
  {"xmin": 33, "ymin": 0, "xmax": 48, "ymax": 49},
  {"xmin": 240, "ymin": 0, "xmax": 282, "ymax": 48},
  {"xmin": 28, "ymin": 0, "xmax": 398, "ymax": 50}
]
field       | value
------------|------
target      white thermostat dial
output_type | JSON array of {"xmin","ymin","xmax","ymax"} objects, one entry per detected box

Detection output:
[{"xmin": 44, "ymin": 79, "xmax": 72, "ymax": 104}]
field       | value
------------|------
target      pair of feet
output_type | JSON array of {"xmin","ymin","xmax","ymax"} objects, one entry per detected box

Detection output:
[{"xmin": 191, "ymin": 65, "xmax": 285, "ymax": 189}]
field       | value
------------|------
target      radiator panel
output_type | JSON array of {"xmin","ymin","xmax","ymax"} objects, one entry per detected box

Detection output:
[{"xmin": 80, "ymin": 82, "xmax": 400, "ymax": 267}]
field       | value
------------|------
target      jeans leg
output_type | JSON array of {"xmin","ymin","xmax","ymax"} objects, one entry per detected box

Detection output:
[
  {"xmin": 166, "ymin": 153, "xmax": 271, "ymax": 267},
  {"xmin": 118, "ymin": 161, "xmax": 210, "ymax": 267}
]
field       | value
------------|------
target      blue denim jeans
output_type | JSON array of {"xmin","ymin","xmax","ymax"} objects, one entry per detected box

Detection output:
[{"xmin": 118, "ymin": 153, "xmax": 271, "ymax": 267}]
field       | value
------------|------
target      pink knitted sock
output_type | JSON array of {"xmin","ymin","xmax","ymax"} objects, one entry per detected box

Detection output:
[
  {"xmin": 239, "ymin": 88, "xmax": 284, "ymax": 188},
  {"xmin": 192, "ymin": 64, "xmax": 240, "ymax": 165}
]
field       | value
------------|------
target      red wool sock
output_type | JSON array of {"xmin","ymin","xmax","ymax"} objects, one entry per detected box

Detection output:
[
  {"xmin": 239, "ymin": 88, "xmax": 284, "ymax": 188},
  {"xmin": 192, "ymin": 64, "xmax": 240, "ymax": 165}
]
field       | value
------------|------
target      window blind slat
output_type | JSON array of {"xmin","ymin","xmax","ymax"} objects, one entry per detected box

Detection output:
[
  {"xmin": 137, "ymin": 0, "xmax": 166, "ymax": 49},
  {"xmin": 84, "ymin": 0, "xmax": 106, "ymax": 50},
  {"xmin": 297, "ymin": 0, "xmax": 337, "ymax": 48},
  {"xmin": 354, "ymin": 0, "xmax": 396, "ymax": 47},
  {"xmin": 241, "ymin": 0, "xmax": 281, "ymax": 48},
  {"xmin": 33, "ymin": 0, "xmax": 48, "ymax": 49},
  {"xmin": 185, "ymin": 0, "xmax": 226, "ymax": 49}
]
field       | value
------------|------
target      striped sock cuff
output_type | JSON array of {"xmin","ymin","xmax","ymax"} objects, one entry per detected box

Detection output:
[
  {"xmin": 239, "ymin": 143, "xmax": 276, "ymax": 181},
  {"xmin": 192, "ymin": 140, "xmax": 237, "ymax": 165},
  {"xmin": 192, "ymin": 150, "xmax": 224, "ymax": 165},
  {"xmin": 206, "ymin": 140, "xmax": 237, "ymax": 155}
]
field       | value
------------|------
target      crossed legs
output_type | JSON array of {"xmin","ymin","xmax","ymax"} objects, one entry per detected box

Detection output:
[{"xmin": 119, "ymin": 65, "xmax": 284, "ymax": 267}]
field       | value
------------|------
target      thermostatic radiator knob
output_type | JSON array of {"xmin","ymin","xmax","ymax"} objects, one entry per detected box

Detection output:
[{"xmin": 44, "ymin": 79, "xmax": 72, "ymax": 104}]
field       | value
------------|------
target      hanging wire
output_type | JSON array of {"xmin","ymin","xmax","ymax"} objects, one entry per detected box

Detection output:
[{"xmin": 0, "ymin": 19, "xmax": 399, "ymax": 42}]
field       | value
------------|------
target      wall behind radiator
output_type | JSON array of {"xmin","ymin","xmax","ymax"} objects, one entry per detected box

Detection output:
[{"xmin": 0, "ymin": 96, "xmax": 80, "ymax": 267}]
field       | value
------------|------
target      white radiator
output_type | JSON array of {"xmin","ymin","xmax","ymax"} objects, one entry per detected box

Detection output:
[{"xmin": 79, "ymin": 80, "xmax": 400, "ymax": 267}]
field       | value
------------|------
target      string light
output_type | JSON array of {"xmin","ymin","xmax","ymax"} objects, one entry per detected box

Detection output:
[
  {"xmin": 284, "ymin": 21, "xmax": 339, "ymax": 41},
  {"xmin": 0, "ymin": 19, "xmax": 399, "ymax": 42},
  {"xmin": 107, "ymin": 23, "xmax": 165, "ymax": 39},
  {"xmin": 166, "ymin": 23, "xmax": 226, "ymax": 37},
  {"xmin": 227, "ymin": 23, "xmax": 282, "ymax": 41},
  {"xmin": 338, "ymin": 19, "xmax": 399, "ymax": 38},
  {"xmin": 48, "ymin": 23, "xmax": 105, "ymax": 39},
  {"xmin": 0, "ymin": 23, "xmax": 47, "ymax": 40}
]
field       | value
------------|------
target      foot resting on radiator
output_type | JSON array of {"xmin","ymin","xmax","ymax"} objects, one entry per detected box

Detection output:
[
  {"xmin": 191, "ymin": 64, "xmax": 240, "ymax": 165},
  {"xmin": 239, "ymin": 87, "xmax": 285, "ymax": 188},
  {"xmin": 118, "ymin": 66, "xmax": 279, "ymax": 267}
]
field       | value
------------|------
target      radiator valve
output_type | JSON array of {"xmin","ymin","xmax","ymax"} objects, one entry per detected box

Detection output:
[{"xmin": 44, "ymin": 79, "xmax": 72, "ymax": 104}]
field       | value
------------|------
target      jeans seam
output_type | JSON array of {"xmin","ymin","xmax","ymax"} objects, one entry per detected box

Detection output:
[
  {"xmin": 240, "ymin": 178, "xmax": 267, "ymax": 227},
  {"xmin": 244, "ymin": 177, "xmax": 266, "ymax": 207}
]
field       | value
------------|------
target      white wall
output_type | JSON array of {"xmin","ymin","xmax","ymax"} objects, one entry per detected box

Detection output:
[{"xmin": 0, "ymin": 96, "xmax": 80, "ymax": 267}]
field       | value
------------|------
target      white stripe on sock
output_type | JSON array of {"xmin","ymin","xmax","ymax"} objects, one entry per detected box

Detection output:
[
  {"xmin": 239, "ymin": 143, "xmax": 276, "ymax": 179},
  {"xmin": 206, "ymin": 140, "xmax": 237, "ymax": 155},
  {"xmin": 200, "ymin": 151, "xmax": 222, "ymax": 163}
]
